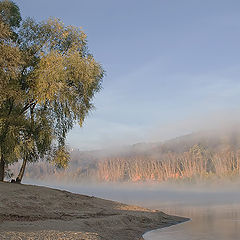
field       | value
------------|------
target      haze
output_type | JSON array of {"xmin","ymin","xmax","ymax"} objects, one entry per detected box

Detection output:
[
  {"xmin": 2, "ymin": 1, "xmax": 240, "ymax": 240},
  {"xmin": 13, "ymin": 0, "xmax": 240, "ymax": 150}
]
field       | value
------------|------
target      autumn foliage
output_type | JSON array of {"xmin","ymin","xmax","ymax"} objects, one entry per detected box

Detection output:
[{"xmin": 10, "ymin": 131, "xmax": 240, "ymax": 183}]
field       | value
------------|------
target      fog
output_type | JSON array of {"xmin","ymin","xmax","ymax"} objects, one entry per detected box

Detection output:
[
  {"xmin": 68, "ymin": 109, "xmax": 240, "ymax": 151},
  {"xmin": 23, "ymin": 179, "xmax": 240, "ymax": 210},
  {"xmin": 24, "ymin": 178, "xmax": 240, "ymax": 239},
  {"xmin": 19, "ymin": 113, "xmax": 240, "ymax": 239}
]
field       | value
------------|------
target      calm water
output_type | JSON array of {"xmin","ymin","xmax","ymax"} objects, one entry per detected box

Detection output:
[
  {"xmin": 26, "ymin": 180, "xmax": 240, "ymax": 240},
  {"xmin": 143, "ymin": 204, "xmax": 240, "ymax": 240}
]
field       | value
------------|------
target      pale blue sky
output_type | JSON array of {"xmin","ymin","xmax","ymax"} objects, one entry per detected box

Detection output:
[{"xmin": 15, "ymin": 0, "xmax": 240, "ymax": 150}]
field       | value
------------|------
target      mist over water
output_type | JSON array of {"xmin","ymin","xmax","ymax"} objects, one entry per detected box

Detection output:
[
  {"xmin": 24, "ymin": 179, "xmax": 240, "ymax": 206},
  {"xmin": 23, "ymin": 179, "xmax": 240, "ymax": 240}
]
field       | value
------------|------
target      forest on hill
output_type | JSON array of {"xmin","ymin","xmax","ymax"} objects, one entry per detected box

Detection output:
[{"xmin": 9, "ymin": 129, "xmax": 240, "ymax": 183}]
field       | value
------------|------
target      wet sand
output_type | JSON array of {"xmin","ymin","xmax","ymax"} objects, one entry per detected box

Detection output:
[{"xmin": 0, "ymin": 182, "xmax": 187, "ymax": 240}]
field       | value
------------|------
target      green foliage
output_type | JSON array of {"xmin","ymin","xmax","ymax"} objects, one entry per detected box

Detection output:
[
  {"xmin": 0, "ymin": 1, "xmax": 104, "ymax": 179},
  {"xmin": 52, "ymin": 146, "xmax": 70, "ymax": 169},
  {"xmin": 0, "ymin": 0, "xmax": 21, "ymax": 28}
]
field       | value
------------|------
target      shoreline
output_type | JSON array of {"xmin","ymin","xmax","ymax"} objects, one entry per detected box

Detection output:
[
  {"xmin": 142, "ymin": 220, "xmax": 190, "ymax": 240},
  {"xmin": 0, "ymin": 182, "xmax": 188, "ymax": 240}
]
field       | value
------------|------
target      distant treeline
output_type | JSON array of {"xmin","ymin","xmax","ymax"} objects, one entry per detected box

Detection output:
[
  {"xmin": 98, "ymin": 144, "xmax": 240, "ymax": 182},
  {"xmin": 9, "ymin": 131, "xmax": 240, "ymax": 182}
]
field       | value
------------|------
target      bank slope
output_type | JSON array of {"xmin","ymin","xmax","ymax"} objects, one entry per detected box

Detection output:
[{"xmin": 0, "ymin": 182, "xmax": 188, "ymax": 240}]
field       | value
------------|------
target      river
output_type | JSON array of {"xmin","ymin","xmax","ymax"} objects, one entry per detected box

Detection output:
[
  {"xmin": 143, "ymin": 203, "xmax": 240, "ymax": 240},
  {"xmin": 26, "ymin": 180, "xmax": 240, "ymax": 240}
]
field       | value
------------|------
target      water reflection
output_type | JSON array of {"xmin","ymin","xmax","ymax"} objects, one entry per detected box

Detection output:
[{"xmin": 143, "ymin": 204, "xmax": 240, "ymax": 240}]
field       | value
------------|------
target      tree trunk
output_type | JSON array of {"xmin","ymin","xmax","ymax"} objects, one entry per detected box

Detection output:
[
  {"xmin": 0, "ymin": 155, "xmax": 5, "ymax": 181},
  {"xmin": 16, "ymin": 157, "xmax": 27, "ymax": 183}
]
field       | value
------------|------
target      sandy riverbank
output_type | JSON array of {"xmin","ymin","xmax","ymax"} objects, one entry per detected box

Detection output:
[{"xmin": 0, "ymin": 182, "xmax": 188, "ymax": 240}]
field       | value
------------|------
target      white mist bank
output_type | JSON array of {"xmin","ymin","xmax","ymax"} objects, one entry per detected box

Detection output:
[{"xmin": 22, "ymin": 179, "xmax": 240, "ymax": 210}]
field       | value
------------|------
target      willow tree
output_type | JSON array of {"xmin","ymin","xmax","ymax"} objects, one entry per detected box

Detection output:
[{"xmin": 0, "ymin": 0, "xmax": 104, "ymax": 182}]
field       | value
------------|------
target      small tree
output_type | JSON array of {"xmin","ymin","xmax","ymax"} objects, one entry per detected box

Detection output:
[{"xmin": 0, "ymin": 0, "xmax": 104, "ymax": 182}]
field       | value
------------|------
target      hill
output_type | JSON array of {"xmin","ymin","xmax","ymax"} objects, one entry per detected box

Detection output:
[{"xmin": 9, "ymin": 128, "xmax": 240, "ymax": 183}]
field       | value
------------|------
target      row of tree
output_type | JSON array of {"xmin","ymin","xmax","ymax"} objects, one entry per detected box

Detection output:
[
  {"xmin": 10, "ymin": 143, "xmax": 240, "ymax": 183},
  {"xmin": 97, "ymin": 144, "xmax": 240, "ymax": 182},
  {"xmin": 0, "ymin": 1, "xmax": 104, "ymax": 182}
]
